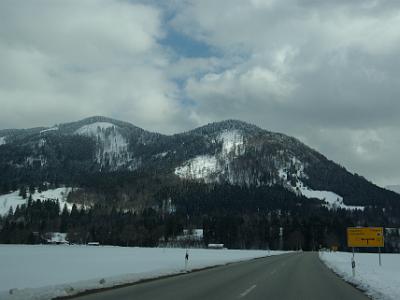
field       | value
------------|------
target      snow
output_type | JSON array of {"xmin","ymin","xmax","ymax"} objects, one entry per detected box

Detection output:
[
  {"xmin": 0, "ymin": 187, "xmax": 74, "ymax": 216},
  {"xmin": 0, "ymin": 191, "xmax": 27, "ymax": 216},
  {"xmin": 218, "ymin": 130, "xmax": 245, "ymax": 156},
  {"xmin": 277, "ymin": 158, "xmax": 363, "ymax": 211},
  {"xmin": 0, "ymin": 136, "xmax": 6, "ymax": 145},
  {"xmin": 153, "ymin": 152, "xmax": 168, "ymax": 159},
  {"xmin": 38, "ymin": 138, "xmax": 46, "ymax": 148},
  {"xmin": 0, "ymin": 245, "xmax": 288, "ymax": 300},
  {"xmin": 278, "ymin": 168, "xmax": 288, "ymax": 181},
  {"xmin": 40, "ymin": 127, "xmax": 59, "ymax": 134},
  {"xmin": 75, "ymin": 122, "xmax": 130, "ymax": 168},
  {"xmin": 175, "ymin": 155, "xmax": 218, "ymax": 180},
  {"xmin": 174, "ymin": 130, "xmax": 246, "ymax": 182},
  {"xmin": 32, "ymin": 187, "xmax": 75, "ymax": 211},
  {"xmin": 299, "ymin": 187, "xmax": 364, "ymax": 211},
  {"xmin": 320, "ymin": 251, "xmax": 400, "ymax": 300},
  {"xmin": 277, "ymin": 157, "xmax": 307, "ymax": 187},
  {"xmin": 75, "ymin": 122, "xmax": 115, "ymax": 135},
  {"xmin": 25, "ymin": 155, "xmax": 47, "ymax": 168}
]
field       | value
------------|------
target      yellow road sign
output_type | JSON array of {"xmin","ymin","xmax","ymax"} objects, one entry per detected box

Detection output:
[{"xmin": 347, "ymin": 227, "xmax": 384, "ymax": 247}]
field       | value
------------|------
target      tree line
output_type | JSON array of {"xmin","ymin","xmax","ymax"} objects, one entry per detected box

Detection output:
[{"xmin": 1, "ymin": 182, "xmax": 399, "ymax": 252}]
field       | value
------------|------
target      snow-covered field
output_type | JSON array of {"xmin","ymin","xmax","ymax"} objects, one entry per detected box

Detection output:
[
  {"xmin": 320, "ymin": 251, "xmax": 400, "ymax": 300},
  {"xmin": 0, "ymin": 245, "xmax": 287, "ymax": 300}
]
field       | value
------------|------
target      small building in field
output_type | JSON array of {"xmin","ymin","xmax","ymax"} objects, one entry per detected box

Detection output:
[
  {"xmin": 45, "ymin": 232, "xmax": 69, "ymax": 245},
  {"xmin": 207, "ymin": 243, "xmax": 225, "ymax": 249},
  {"xmin": 87, "ymin": 242, "xmax": 100, "ymax": 246},
  {"xmin": 159, "ymin": 229, "xmax": 204, "ymax": 248}
]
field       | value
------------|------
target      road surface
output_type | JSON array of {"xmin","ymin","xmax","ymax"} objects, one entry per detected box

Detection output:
[{"xmin": 73, "ymin": 252, "xmax": 369, "ymax": 300}]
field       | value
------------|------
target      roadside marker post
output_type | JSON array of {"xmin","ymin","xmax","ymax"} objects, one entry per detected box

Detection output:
[
  {"xmin": 351, "ymin": 247, "xmax": 355, "ymax": 277},
  {"xmin": 185, "ymin": 249, "xmax": 189, "ymax": 270},
  {"xmin": 379, "ymin": 247, "xmax": 382, "ymax": 266}
]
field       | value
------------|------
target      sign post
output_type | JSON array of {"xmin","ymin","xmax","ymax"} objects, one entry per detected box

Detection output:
[
  {"xmin": 347, "ymin": 227, "xmax": 384, "ymax": 270},
  {"xmin": 351, "ymin": 247, "xmax": 355, "ymax": 277},
  {"xmin": 379, "ymin": 246, "xmax": 382, "ymax": 266}
]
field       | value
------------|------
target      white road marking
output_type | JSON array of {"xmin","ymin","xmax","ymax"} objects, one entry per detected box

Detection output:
[{"xmin": 239, "ymin": 284, "xmax": 257, "ymax": 298}]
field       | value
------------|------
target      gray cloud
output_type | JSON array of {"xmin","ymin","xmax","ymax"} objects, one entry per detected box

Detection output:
[{"xmin": 1, "ymin": 0, "xmax": 400, "ymax": 186}]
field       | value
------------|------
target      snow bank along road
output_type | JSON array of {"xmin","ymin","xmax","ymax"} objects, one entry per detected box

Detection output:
[
  {"xmin": 320, "ymin": 251, "xmax": 400, "ymax": 300},
  {"xmin": 73, "ymin": 252, "xmax": 369, "ymax": 300}
]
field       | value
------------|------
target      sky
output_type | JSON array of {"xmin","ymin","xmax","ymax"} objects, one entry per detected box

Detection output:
[{"xmin": 0, "ymin": 0, "xmax": 399, "ymax": 187}]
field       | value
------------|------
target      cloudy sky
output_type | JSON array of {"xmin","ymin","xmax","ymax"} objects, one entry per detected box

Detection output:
[{"xmin": 1, "ymin": 0, "xmax": 399, "ymax": 186}]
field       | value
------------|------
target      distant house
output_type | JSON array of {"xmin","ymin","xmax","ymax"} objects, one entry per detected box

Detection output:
[
  {"xmin": 178, "ymin": 229, "xmax": 204, "ymax": 241},
  {"xmin": 87, "ymin": 242, "xmax": 100, "ymax": 246},
  {"xmin": 45, "ymin": 232, "xmax": 69, "ymax": 245},
  {"xmin": 159, "ymin": 228, "xmax": 205, "ymax": 248},
  {"xmin": 207, "ymin": 243, "xmax": 225, "ymax": 249}
]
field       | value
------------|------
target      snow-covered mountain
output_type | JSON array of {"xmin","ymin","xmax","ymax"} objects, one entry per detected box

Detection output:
[{"xmin": 0, "ymin": 116, "xmax": 399, "ymax": 209}]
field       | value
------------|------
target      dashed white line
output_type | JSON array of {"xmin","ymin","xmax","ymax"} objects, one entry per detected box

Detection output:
[{"xmin": 239, "ymin": 284, "xmax": 257, "ymax": 298}]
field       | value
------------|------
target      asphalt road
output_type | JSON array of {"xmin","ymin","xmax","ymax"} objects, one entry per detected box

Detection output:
[{"xmin": 73, "ymin": 252, "xmax": 369, "ymax": 300}]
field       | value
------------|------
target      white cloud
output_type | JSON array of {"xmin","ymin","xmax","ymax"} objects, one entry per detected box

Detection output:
[
  {"xmin": 0, "ymin": 0, "xmax": 186, "ymax": 133},
  {"xmin": 186, "ymin": 65, "xmax": 295, "ymax": 106}
]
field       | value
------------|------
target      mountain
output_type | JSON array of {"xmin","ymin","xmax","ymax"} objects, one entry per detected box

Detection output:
[
  {"xmin": 0, "ymin": 116, "xmax": 399, "ymax": 210},
  {"xmin": 386, "ymin": 185, "xmax": 400, "ymax": 195},
  {"xmin": 1, "ymin": 116, "xmax": 400, "ymax": 250}
]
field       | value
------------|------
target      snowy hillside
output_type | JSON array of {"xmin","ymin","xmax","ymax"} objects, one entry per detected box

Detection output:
[
  {"xmin": 0, "ymin": 188, "xmax": 74, "ymax": 216},
  {"xmin": 0, "ymin": 245, "xmax": 288, "ymax": 300},
  {"xmin": 218, "ymin": 130, "xmax": 245, "ymax": 156},
  {"xmin": 175, "ymin": 129, "xmax": 248, "ymax": 184},
  {"xmin": 39, "ymin": 127, "xmax": 59, "ymax": 134},
  {"xmin": 278, "ymin": 160, "xmax": 364, "ymax": 210},
  {"xmin": 320, "ymin": 251, "xmax": 400, "ymax": 300},
  {"xmin": 1, "ymin": 116, "xmax": 398, "ymax": 210},
  {"xmin": 75, "ymin": 122, "xmax": 115, "ymax": 135},
  {"xmin": 75, "ymin": 122, "xmax": 131, "ymax": 169},
  {"xmin": 175, "ymin": 155, "xmax": 219, "ymax": 182},
  {"xmin": 173, "ymin": 134, "xmax": 372, "ymax": 210},
  {"xmin": 0, "ymin": 191, "xmax": 26, "ymax": 216}
]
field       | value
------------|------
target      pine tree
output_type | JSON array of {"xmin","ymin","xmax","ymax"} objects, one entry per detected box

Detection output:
[
  {"xmin": 7, "ymin": 206, "xmax": 13, "ymax": 217},
  {"xmin": 19, "ymin": 186, "xmax": 27, "ymax": 199},
  {"xmin": 29, "ymin": 184, "xmax": 35, "ymax": 196}
]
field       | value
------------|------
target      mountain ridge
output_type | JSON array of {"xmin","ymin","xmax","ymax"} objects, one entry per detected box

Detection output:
[{"xmin": 1, "ymin": 116, "xmax": 399, "ymax": 211}]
